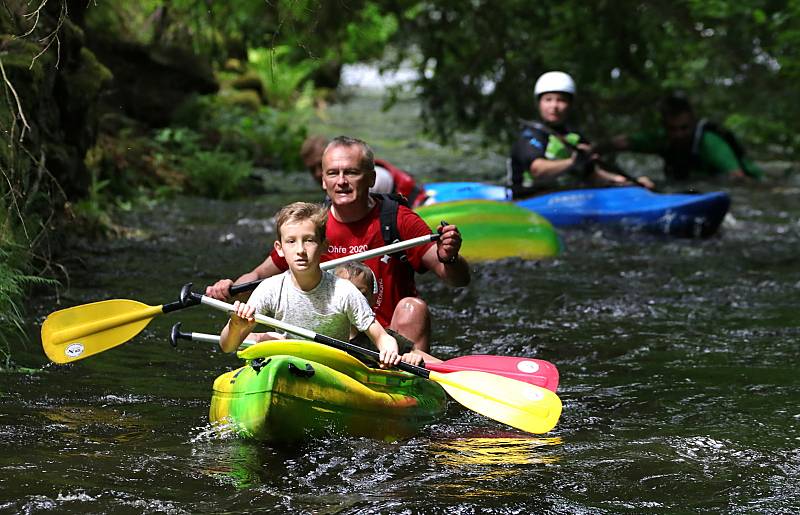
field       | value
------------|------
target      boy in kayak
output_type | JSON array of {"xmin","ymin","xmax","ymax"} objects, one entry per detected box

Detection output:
[
  {"xmin": 597, "ymin": 93, "xmax": 763, "ymax": 183},
  {"xmin": 508, "ymin": 71, "xmax": 647, "ymax": 197},
  {"xmin": 219, "ymin": 201, "xmax": 401, "ymax": 368},
  {"xmin": 334, "ymin": 262, "xmax": 441, "ymax": 366},
  {"xmin": 207, "ymin": 136, "xmax": 469, "ymax": 357},
  {"xmin": 301, "ymin": 135, "xmax": 428, "ymax": 207}
]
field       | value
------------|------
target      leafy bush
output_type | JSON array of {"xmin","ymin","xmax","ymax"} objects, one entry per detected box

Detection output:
[
  {"xmin": 248, "ymin": 46, "xmax": 317, "ymax": 110},
  {"xmin": 178, "ymin": 149, "xmax": 254, "ymax": 199},
  {"xmin": 152, "ymin": 126, "xmax": 252, "ymax": 198},
  {"xmin": 0, "ymin": 244, "xmax": 57, "ymax": 369},
  {"xmin": 389, "ymin": 1, "xmax": 800, "ymax": 161},
  {"xmin": 173, "ymin": 95, "xmax": 308, "ymax": 170}
]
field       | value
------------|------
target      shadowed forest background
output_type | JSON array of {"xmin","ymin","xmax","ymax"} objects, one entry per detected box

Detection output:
[{"xmin": 1, "ymin": 0, "xmax": 798, "ymax": 364}]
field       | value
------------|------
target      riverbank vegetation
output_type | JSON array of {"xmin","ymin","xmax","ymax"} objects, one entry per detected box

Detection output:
[
  {"xmin": 2, "ymin": 1, "xmax": 798, "ymax": 363},
  {"xmin": 0, "ymin": 0, "xmax": 397, "ymax": 363},
  {"xmin": 388, "ymin": 1, "xmax": 800, "ymax": 162}
]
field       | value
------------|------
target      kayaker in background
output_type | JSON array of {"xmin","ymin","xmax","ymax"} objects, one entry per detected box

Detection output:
[
  {"xmin": 508, "ymin": 71, "xmax": 645, "ymax": 198},
  {"xmin": 219, "ymin": 201, "xmax": 401, "ymax": 368},
  {"xmin": 596, "ymin": 93, "xmax": 764, "ymax": 183},
  {"xmin": 334, "ymin": 262, "xmax": 442, "ymax": 364},
  {"xmin": 207, "ymin": 135, "xmax": 469, "ymax": 365},
  {"xmin": 300, "ymin": 135, "xmax": 428, "ymax": 207}
]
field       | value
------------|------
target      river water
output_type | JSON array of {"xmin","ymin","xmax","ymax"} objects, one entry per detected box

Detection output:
[{"xmin": 2, "ymin": 94, "xmax": 799, "ymax": 513}]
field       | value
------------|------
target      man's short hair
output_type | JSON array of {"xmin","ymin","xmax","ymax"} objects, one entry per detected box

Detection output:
[
  {"xmin": 324, "ymin": 135, "xmax": 375, "ymax": 171},
  {"xmin": 660, "ymin": 93, "xmax": 694, "ymax": 119},
  {"xmin": 275, "ymin": 202, "xmax": 328, "ymax": 242}
]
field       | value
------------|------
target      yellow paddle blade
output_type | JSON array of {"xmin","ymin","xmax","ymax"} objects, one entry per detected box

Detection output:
[
  {"xmin": 430, "ymin": 370, "xmax": 562, "ymax": 434},
  {"xmin": 41, "ymin": 299, "xmax": 164, "ymax": 364}
]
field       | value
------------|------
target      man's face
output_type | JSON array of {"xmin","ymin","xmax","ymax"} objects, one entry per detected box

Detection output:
[
  {"xmin": 275, "ymin": 219, "xmax": 325, "ymax": 274},
  {"xmin": 664, "ymin": 112, "xmax": 695, "ymax": 146},
  {"xmin": 321, "ymin": 145, "xmax": 376, "ymax": 207},
  {"xmin": 538, "ymin": 92, "xmax": 571, "ymax": 125}
]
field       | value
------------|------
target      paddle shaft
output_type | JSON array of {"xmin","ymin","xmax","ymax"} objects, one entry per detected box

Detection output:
[
  {"xmin": 41, "ymin": 234, "xmax": 440, "ymax": 365},
  {"xmin": 164, "ymin": 233, "xmax": 439, "ymax": 313},
  {"xmin": 170, "ymin": 324, "xmax": 558, "ymax": 391},
  {"xmin": 195, "ymin": 294, "xmax": 431, "ymax": 378}
]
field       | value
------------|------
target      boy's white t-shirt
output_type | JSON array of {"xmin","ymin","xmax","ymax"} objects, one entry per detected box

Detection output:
[{"xmin": 246, "ymin": 271, "xmax": 375, "ymax": 342}]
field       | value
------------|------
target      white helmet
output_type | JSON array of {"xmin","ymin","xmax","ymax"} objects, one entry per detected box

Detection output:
[{"xmin": 534, "ymin": 71, "xmax": 576, "ymax": 98}]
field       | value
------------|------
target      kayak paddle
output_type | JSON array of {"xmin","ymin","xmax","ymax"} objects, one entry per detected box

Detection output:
[
  {"xmin": 41, "ymin": 234, "xmax": 439, "ymax": 364},
  {"xmin": 168, "ymin": 322, "xmax": 560, "ymax": 392},
  {"xmin": 185, "ymin": 288, "xmax": 562, "ymax": 434}
]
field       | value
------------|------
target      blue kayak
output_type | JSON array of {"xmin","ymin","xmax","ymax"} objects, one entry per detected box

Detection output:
[
  {"xmin": 423, "ymin": 182, "xmax": 730, "ymax": 238},
  {"xmin": 424, "ymin": 181, "xmax": 511, "ymax": 203}
]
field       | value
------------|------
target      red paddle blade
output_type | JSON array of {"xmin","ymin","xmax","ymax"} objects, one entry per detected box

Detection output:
[{"xmin": 426, "ymin": 355, "xmax": 559, "ymax": 392}]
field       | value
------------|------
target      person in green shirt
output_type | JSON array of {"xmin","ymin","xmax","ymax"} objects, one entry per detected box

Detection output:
[{"xmin": 600, "ymin": 94, "xmax": 763, "ymax": 184}]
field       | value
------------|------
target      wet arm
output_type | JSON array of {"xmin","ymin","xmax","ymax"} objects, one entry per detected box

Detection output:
[
  {"xmin": 365, "ymin": 321, "xmax": 400, "ymax": 367},
  {"xmin": 219, "ymin": 301, "xmax": 257, "ymax": 353},
  {"xmin": 421, "ymin": 226, "xmax": 470, "ymax": 287}
]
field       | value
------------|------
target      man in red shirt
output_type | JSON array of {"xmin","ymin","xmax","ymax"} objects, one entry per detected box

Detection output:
[
  {"xmin": 207, "ymin": 136, "xmax": 470, "ymax": 362},
  {"xmin": 300, "ymin": 135, "xmax": 428, "ymax": 207}
]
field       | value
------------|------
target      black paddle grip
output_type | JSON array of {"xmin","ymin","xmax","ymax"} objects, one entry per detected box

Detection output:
[{"xmin": 169, "ymin": 322, "xmax": 193, "ymax": 347}]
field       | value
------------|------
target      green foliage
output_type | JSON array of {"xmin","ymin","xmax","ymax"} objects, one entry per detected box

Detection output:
[
  {"xmin": 0, "ymin": 12, "xmax": 68, "ymax": 365},
  {"xmin": 387, "ymin": 0, "xmax": 800, "ymax": 160},
  {"xmin": 173, "ymin": 94, "xmax": 308, "ymax": 170},
  {"xmin": 248, "ymin": 46, "xmax": 317, "ymax": 109},
  {"xmin": 339, "ymin": 4, "xmax": 399, "ymax": 63},
  {"xmin": 71, "ymin": 167, "xmax": 115, "ymax": 234},
  {"xmin": 85, "ymin": 1, "xmax": 400, "ymax": 83},
  {"xmin": 179, "ymin": 150, "xmax": 253, "ymax": 200},
  {"xmin": 230, "ymin": 107, "xmax": 309, "ymax": 170},
  {"xmin": 0, "ymin": 244, "xmax": 57, "ymax": 369},
  {"xmin": 153, "ymin": 126, "xmax": 253, "ymax": 199}
]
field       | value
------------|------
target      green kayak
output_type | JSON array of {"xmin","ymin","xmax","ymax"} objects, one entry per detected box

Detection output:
[
  {"xmin": 415, "ymin": 200, "xmax": 562, "ymax": 261},
  {"xmin": 209, "ymin": 340, "xmax": 447, "ymax": 442}
]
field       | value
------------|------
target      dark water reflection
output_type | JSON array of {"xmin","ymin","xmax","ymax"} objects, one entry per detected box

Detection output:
[{"xmin": 3, "ymin": 97, "xmax": 799, "ymax": 512}]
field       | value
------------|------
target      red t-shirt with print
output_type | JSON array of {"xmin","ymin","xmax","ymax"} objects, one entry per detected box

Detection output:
[{"xmin": 269, "ymin": 200, "xmax": 434, "ymax": 327}]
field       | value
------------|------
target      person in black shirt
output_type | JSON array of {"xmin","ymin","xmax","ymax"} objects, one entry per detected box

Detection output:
[{"xmin": 509, "ymin": 71, "xmax": 643, "ymax": 197}]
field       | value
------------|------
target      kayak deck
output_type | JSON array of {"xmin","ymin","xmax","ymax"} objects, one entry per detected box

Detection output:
[
  {"xmin": 415, "ymin": 200, "xmax": 562, "ymax": 260},
  {"xmin": 423, "ymin": 182, "xmax": 730, "ymax": 238},
  {"xmin": 516, "ymin": 187, "xmax": 731, "ymax": 237},
  {"xmin": 210, "ymin": 340, "xmax": 447, "ymax": 442}
]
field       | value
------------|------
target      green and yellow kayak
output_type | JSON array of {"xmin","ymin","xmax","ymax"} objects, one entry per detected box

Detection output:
[
  {"xmin": 210, "ymin": 340, "xmax": 447, "ymax": 442},
  {"xmin": 415, "ymin": 200, "xmax": 562, "ymax": 261}
]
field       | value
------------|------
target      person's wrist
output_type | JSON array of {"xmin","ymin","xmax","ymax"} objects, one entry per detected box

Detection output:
[{"xmin": 438, "ymin": 250, "xmax": 458, "ymax": 264}]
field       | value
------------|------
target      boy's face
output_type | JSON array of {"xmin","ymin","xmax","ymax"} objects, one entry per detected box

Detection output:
[
  {"xmin": 275, "ymin": 219, "xmax": 326, "ymax": 274},
  {"xmin": 537, "ymin": 92, "xmax": 571, "ymax": 125}
]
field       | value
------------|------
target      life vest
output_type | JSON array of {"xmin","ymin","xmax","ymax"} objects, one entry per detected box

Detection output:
[
  {"xmin": 664, "ymin": 119, "xmax": 747, "ymax": 180},
  {"xmin": 374, "ymin": 158, "xmax": 427, "ymax": 207}
]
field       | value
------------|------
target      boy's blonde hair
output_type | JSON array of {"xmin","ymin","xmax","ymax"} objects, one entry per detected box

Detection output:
[
  {"xmin": 334, "ymin": 262, "xmax": 376, "ymax": 295},
  {"xmin": 275, "ymin": 202, "xmax": 328, "ymax": 242}
]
